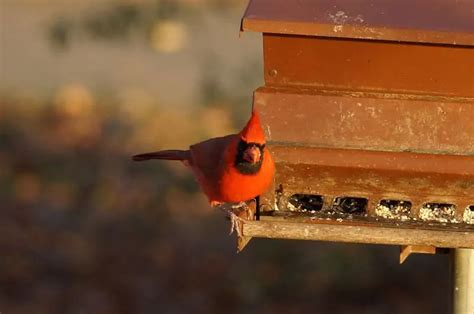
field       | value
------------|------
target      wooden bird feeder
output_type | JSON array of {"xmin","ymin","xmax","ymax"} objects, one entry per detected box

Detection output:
[
  {"xmin": 237, "ymin": 0, "xmax": 474, "ymax": 278},
  {"xmin": 237, "ymin": 1, "xmax": 474, "ymax": 310}
]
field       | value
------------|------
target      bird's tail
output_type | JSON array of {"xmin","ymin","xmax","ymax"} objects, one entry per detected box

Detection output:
[{"xmin": 132, "ymin": 150, "xmax": 190, "ymax": 161}]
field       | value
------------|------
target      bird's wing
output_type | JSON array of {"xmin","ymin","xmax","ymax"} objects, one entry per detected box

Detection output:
[{"xmin": 189, "ymin": 134, "xmax": 238, "ymax": 202}]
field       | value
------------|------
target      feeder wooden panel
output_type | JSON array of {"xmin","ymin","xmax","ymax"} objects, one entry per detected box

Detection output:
[{"xmin": 239, "ymin": 0, "xmax": 474, "ymax": 249}]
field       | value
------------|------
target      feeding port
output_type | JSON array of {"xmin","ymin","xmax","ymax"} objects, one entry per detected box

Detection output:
[
  {"xmin": 375, "ymin": 200, "xmax": 411, "ymax": 220},
  {"xmin": 464, "ymin": 206, "xmax": 474, "ymax": 225}
]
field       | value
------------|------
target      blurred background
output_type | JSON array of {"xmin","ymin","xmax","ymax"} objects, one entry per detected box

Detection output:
[{"xmin": 0, "ymin": 1, "xmax": 450, "ymax": 313}]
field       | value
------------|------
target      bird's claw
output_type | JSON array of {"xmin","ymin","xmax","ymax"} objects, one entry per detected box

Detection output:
[
  {"xmin": 217, "ymin": 203, "xmax": 245, "ymax": 237},
  {"xmin": 228, "ymin": 211, "xmax": 243, "ymax": 237},
  {"xmin": 231, "ymin": 201, "xmax": 248, "ymax": 210}
]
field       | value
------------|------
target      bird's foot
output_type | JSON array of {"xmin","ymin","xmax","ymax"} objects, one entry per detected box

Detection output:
[
  {"xmin": 228, "ymin": 210, "xmax": 243, "ymax": 237},
  {"xmin": 231, "ymin": 201, "xmax": 255, "ymax": 220},
  {"xmin": 231, "ymin": 201, "xmax": 248, "ymax": 210},
  {"xmin": 218, "ymin": 204, "xmax": 244, "ymax": 237}
]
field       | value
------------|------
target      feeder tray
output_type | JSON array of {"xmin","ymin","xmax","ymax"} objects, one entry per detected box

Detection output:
[{"xmin": 237, "ymin": 0, "xmax": 474, "ymax": 254}]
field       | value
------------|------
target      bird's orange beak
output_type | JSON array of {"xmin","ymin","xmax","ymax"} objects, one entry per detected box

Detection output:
[{"xmin": 243, "ymin": 146, "xmax": 261, "ymax": 164}]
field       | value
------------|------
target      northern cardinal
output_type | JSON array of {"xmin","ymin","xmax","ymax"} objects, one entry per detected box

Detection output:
[{"xmin": 132, "ymin": 110, "xmax": 275, "ymax": 235}]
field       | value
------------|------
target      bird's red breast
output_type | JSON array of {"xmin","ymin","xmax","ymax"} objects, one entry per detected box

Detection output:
[{"xmin": 216, "ymin": 136, "xmax": 274, "ymax": 203}]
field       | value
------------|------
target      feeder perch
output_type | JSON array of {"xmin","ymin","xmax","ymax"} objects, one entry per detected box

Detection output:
[{"xmin": 237, "ymin": 0, "xmax": 474, "ymax": 257}]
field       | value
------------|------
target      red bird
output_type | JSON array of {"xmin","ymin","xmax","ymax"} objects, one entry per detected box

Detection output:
[{"xmin": 132, "ymin": 110, "xmax": 275, "ymax": 235}]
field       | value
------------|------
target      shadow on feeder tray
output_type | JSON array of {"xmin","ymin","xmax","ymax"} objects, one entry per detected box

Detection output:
[
  {"xmin": 332, "ymin": 197, "xmax": 368, "ymax": 214},
  {"xmin": 288, "ymin": 194, "xmax": 324, "ymax": 212}
]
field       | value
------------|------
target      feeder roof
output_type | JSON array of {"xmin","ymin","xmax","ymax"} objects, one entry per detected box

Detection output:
[{"xmin": 241, "ymin": 0, "xmax": 474, "ymax": 46}]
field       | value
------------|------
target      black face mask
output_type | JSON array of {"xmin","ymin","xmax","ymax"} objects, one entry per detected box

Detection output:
[{"xmin": 234, "ymin": 140, "xmax": 265, "ymax": 175}]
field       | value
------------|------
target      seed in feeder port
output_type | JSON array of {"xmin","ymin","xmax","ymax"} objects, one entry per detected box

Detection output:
[
  {"xmin": 375, "ymin": 200, "xmax": 411, "ymax": 220},
  {"xmin": 286, "ymin": 201, "xmax": 298, "ymax": 211},
  {"xmin": 419, "ymin": 203, "xmax": 456, "ymax": 223},
  {"xmin": 463, "ymin": 205, "xmax": 474, "ymax": 224}
]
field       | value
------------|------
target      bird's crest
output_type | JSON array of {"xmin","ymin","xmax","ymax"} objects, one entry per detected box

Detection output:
[{"xmin": 240, "ymin": 110, "xmax": 266, "ymax": 144}]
